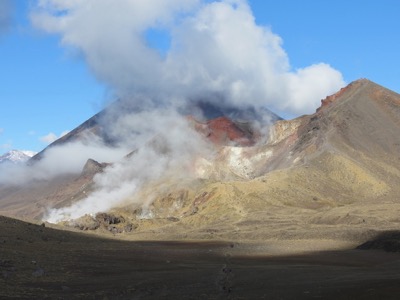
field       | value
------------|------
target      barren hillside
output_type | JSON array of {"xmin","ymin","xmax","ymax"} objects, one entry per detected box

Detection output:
[{"xmin": 1, "ymin": 79, "xmax": 400, "ymax": 245}]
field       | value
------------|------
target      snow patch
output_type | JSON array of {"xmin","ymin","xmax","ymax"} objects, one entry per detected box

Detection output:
[{"xmin": 0, "ymin": 150, "xmax": 37, "ymax": 164}]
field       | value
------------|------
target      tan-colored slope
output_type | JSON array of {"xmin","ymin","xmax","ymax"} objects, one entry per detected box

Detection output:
[
  {"xmin": 2, "ymin": 79, "xmax": 400, "ymax": 245},
  {"xmin": 0, "ymin": 176, "xmax": 79, "ymax": 220},
  {"xmin": 306, "ymin": 79, "xmax": 400, "ymax": 162},
  {"xmin": 120, "ymin": 79, "xmax": 400, "ymax": 241},
  {"xmin": 0, "ymin": 160, "xmax": 102, "ymax": 220}
]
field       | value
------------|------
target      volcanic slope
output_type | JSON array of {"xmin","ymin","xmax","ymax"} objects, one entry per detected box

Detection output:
[
  {"xmin": 1, "ymin": 79, "xmax": 400, "ymax": 245},
  {"xmin": 31, "ymin": 100, "xmax": 281, "ymax": 161},
  {"xmin": 118, "ymin": 78, "xmax": 400, "ymax": 242}
]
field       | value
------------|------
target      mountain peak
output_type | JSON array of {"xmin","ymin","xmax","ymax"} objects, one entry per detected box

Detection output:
[
  {"xmin": 317, "ymin": 79, "xmax": 365, "ymax": 112},
  {"xmin": 0, "ymin": 150, "xmax": 37, "ymax": 164},
  {"xmin": 317, "ymin": 78, "xmax": 398, "ymax": 113},
  {"xmin": 1, "ymin": 80, "xmax": 400, "ymax": 248}
]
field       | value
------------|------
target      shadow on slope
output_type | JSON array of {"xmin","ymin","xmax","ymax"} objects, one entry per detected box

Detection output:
[
  {"xmin": 1, "ymin": 215, "xmax": 400, "ymax": 299},
  {"xmin": 357, "ymin": 231, "xmax": 400, "ymax": 252}
]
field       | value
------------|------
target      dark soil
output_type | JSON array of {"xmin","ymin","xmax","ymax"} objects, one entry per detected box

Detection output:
[
  {"xmin": 1, "ymin": 216, "xmax": 400, "ymax": 299},
  {"xmin": 357, "ymin": 231, "xmax": 400, "ymax": 252}
]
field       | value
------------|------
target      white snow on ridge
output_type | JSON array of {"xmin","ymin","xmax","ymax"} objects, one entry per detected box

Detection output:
[{"xmin": 0, "ymin": 150, "xmax": 37, "ymax": 164}]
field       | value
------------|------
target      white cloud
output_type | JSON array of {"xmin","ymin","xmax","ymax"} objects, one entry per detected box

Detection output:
[
  {"xmin": 44, "ymin": 110, "xmax": 212, "ymax": 222},
  {"xmin": 0, "ymin": 109, "xmax": 212, "ymax": 224},
  {"xmin": 60, "ymin": 130, "xmax": 70, "ymax": 137},
  {"xmin": 31, "ymin": 0, "xmax": 345, "ymax": 116},
  {"xmin": 0, "ymin": 137, "xmax": 130, "ymax": 185},
  {"xmin": 27, "ymin": 0, "xmax": 347, "ymax": 222},
  {"xmin": 40, "ymin": 132, "xmax": 57, "ymax": 144},
  {"xmin": 40, "ymin": 130, "xmax": 70, "ymax": 144}
]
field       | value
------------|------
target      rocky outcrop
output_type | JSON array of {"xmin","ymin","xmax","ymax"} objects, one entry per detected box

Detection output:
[
  {"xmin": 268, "ymin": 118, "xmax": 302, "ymax": 146},
  {"xmin": 67, "ymin": 212, "xmax": 136, "ymax": 233},
  {"xmin": 80, "ymin": 159, "xmax": 108, "ymax": 178},
  {"xmin": 317, "ymin": 79, "xmax": 365, "ymax": 112}
]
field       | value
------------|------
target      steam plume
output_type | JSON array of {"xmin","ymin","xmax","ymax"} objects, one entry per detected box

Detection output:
[
  {"xmin": 25, "ymin": 0, "xmax": 346, "ymax": 222},
  {"xmin": 44, "ymin": 109, "xmax": 212, "ymax": 223}
]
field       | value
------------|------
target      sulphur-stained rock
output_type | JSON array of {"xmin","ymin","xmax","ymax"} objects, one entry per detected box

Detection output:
[
  {"xmin": 268, "ymin": 118, "xmax": 302, "ymax": 146},
  {"xmin": 69, "ymin": 214, "xmax": 100, "ymax": 231},
  {"xmin": 68, "ymin": 213, "xmax": 136, "ymax": 233}
]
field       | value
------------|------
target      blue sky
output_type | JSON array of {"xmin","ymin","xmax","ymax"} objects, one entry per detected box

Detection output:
[{"xmin": 1, "ymin": 0, "xmax": 399, "ymax": 153}]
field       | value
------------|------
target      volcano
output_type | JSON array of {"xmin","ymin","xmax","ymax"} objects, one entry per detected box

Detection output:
[
  {"xmin": 1, "ymin": 79, "xmax": 400, "ymax": 244},
  {"xmin": 2, "ymin": 79, "xmax": 400, "ymax": 298},
  {"xmin": 31, "ymin": 100, "xmax": 281, "ymax": 161}
]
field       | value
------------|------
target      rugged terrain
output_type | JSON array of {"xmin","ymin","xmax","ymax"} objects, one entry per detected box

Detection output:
[
  {"xmin": 2, "ymin": 215, "xmax": 400, "ymax": 299},
  {"xmin": 2, "ymin": 79, "xmax": 399, "ymax": 242},
  {"xmin": 1, "ymin": 79, "xmax": 400, "ymax": 297}
]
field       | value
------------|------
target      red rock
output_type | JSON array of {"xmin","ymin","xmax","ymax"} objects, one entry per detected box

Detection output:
[
  {"xmin": 317, "ymin": 79, "xmax": 365, "ymax": 112},
  {"xmin": 189, "ymin": 116, "xmax": 256, "ymax": 146}
]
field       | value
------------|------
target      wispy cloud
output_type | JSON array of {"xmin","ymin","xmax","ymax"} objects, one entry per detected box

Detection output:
[
  {"xmin": 40, "ymin": 130, "xmax": 70, "ymax": 144},
  {"xmin": 0, "ymin": 137, "xmax": 131, "ymax": 185}
]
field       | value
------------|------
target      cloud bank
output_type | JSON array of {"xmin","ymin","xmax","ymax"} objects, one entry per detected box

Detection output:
[{"xmin": 31, "ymin": 0, "xmax": 344, "ymax": 116}]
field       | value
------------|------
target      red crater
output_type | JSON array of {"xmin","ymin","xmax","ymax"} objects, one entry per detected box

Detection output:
[{"xmin": 189, "ymin": 116, "xmax": 256, "ymax": 147}]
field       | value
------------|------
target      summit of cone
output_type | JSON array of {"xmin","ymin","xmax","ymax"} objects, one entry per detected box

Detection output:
[{"xmin": 31, "ymin": 100, "xmax": 280, "ymax": 161}]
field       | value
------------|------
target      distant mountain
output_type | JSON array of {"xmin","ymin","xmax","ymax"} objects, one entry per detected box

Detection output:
[{"xmin": 0, "ymin": 150, "xmax": 37, "ymax": 164}]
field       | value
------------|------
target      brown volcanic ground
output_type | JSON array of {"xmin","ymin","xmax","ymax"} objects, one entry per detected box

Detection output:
[
  {"xmin": 191, "ymin": 116, "xmax": 256, "ymax": 146},
  {"xmin": 1, "ymin": 79, "xmax": 400, "ymax": 244},
  {"xmin": 95, "ymin": 78, "xmax": 400, "ymax": 243},
  {"xmin": 2, "ymin": 79, "xmax": 400, "ymax": 298},
  {"xmin": 2, "ymin": 215, "xmax": 400, "ymax": 299}
]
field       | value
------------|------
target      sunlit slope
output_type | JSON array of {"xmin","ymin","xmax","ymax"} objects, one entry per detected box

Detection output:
[{"xmin": 1, "ymin": 79, "xmax": 400, "ymax": 242}]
